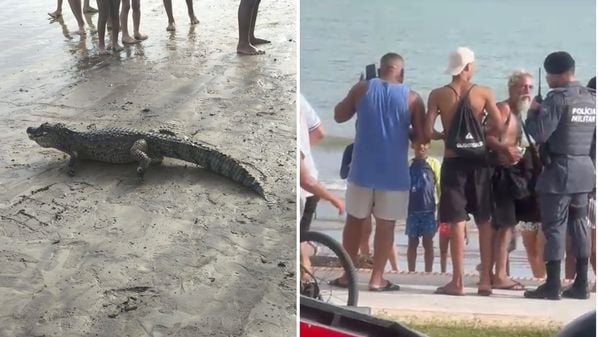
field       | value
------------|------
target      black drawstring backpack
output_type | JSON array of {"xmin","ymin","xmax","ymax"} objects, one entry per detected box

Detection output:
[{"xmin": 444, "ymin": 85, "xmax": 487, "ymax": 159}]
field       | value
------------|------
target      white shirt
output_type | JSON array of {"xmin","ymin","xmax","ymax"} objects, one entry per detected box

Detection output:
[{"xmin": 299, "ymin": 94, "xmax": 321, "ymax": 199}]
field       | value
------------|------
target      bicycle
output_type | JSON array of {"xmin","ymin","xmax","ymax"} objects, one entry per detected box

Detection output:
[{"xmin": 300, "ymin": 230, "xmax": 359, "ymax": 306}]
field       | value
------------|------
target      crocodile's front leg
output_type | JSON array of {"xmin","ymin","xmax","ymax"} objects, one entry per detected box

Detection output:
[
  {"xmin": 67, "ymin": 151, "xmax": 78, "ymax": 176},
  {"xmin": 129, "ymin": 139, "xmax": 152, "ymax": 179}
]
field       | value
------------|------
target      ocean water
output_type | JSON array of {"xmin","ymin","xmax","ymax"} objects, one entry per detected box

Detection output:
[{"xmin": 300, "ymin": 0, "xmax": 596, "ymax": 189}]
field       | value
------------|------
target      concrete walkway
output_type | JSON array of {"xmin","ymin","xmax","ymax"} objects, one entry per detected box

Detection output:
[{"xmin": 315, "ymin": 268, "xmax": 596, "ymax": 328}]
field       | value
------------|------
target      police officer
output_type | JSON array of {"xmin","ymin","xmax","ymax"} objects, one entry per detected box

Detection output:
[{"xmin": 523, "ymin": 51, "xmax": 596, "ymax": 300}]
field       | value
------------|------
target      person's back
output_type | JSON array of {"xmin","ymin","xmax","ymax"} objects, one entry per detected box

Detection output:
[{"xmin": 350, "ymin": 78, "xmax": 411, "ymax": 190}]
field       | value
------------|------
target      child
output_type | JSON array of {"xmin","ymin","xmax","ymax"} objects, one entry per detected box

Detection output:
[
  {"xmin": 97, "ymin": 0, "xmax": 122, "ymax": 54},
  {"xmin": 120, "ymin": 0, "xmax": 148, "ymax": 44},
  {"xmin": 406, "ymin": 142, "xmax": 441, "ymax": 273}
]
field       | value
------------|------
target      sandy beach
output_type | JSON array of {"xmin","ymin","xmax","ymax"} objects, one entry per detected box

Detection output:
[{"xmin": 0, "ymin": 0, "xmax": 296, "ymax": 336}]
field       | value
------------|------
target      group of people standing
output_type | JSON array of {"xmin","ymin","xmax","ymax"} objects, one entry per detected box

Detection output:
[
  {"xmin": 48, "ymin": 0, "xmax": 269, "ymax": 55},
  {"xmin": 300, "ymin": 47, "xmax": 596, "ymax": 301}
]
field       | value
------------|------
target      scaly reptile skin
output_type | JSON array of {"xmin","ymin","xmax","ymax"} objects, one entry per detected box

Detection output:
[{"xmin": 26, "ymin": 123, "xmax": 266, "ymax": 198}]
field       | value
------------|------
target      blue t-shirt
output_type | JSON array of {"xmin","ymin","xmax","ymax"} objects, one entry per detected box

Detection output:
[
  {"xmin": 348, "ymin": 78, "xmax": 411, "ymax": 190},
  {"xmin": 408, "ymin": 158, "xmax": 437, "ymax": 213}
]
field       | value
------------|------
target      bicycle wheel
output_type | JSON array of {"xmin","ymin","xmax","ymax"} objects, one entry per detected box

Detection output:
[{"xmin": 300, "ymin": 230, "xmax": 358, "ymax": 306}]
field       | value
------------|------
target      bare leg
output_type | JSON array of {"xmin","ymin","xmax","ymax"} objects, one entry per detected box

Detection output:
[
  {"xmin": 437, "ymin": 221, "xmax": 466, "ymax": 295},
  {"xmin": 439, "ymin": 235, "xmax": 449, "ymax": 273},
  {"xmin": 477, "ymin": 221, "xmax": 494, "ymax": 294},
  {"xmin": 83, "ymin": 0, "xmax": 98, "ymax": 12},
  {"xmin": 237, "ymin": 0, "xmax": 264, "ymax": 55},
  {"xmin": 565, "ymin": 234, "xmax": 576, "ymax": 280},
  {"xmin": 120, "ymin": 0, "xmax": 137, "ymax": 44},
  {"xmin": 359, "ymin": 216, "xmax": 372, "ymax": 256},
  {"xmin": 49, "ymin": 0, "xmax": 64, "ymax": 18},
  {"xmin": 369, "ymin": 217, "xmax": 396, "ymax": 289},
  {"xmin": 492, "ymin": 227, "xmax": 520, "ymax": 288},
  {"xmin": 388, "ymin": 245, "xmax": 399, "ymax": 272},
  {"xmin": 185, "ymin": 0, "xmax": 199, "ymax": 24},
  {"xmin": 521, "ymin": 229, "xmax": 546, "ymax": 278},
  {"xmin": 109, "ymin": 0, "xmax": 123, "ymax": 51},
  {"xmin": 249, "ymin": 0, "xmax": 269, "ymax": 45},
  {"xmin": 68, "ymin": 0, "xmax": 86, "ymax": 35},
  {"xmin": 423, "ymin": 233, "xmax": 435, "ymax": 273},
  {"xmin": 407, "ymin": 236, "xmax": 419, "ymax": 272},
  {"xmin": 339, "ymin": 214, "xmax": 367, "ymax": 284},
  {"xmin": 97, "ymin": 0, "xmax": 109, "ymax": 54},
  {"xmin": 299, "ymin": 243, "xmax": 312, "ymax": 283},
  {"xmin": 163, "ymin": 0, "xmax": 176, "ymax": 31},
  {"xmin": 131, "ymin": 0, "xmax": 147, "ymax": 40}
]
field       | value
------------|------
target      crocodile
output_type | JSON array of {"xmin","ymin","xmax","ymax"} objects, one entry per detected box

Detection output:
[{"xmin": 26, "ymin": 122, "xmax": 266, "ymax": 198}]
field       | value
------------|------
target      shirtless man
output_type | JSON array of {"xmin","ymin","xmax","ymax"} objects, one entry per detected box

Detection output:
[
  {"xmin": 424, "ymin": 47, "xmax": 518, "ymax": 296},
  {"xmin": 121, "ymin": 0, "xmax": 148, "ymax": 44},
  {"xmin": 48, "ymin": 0, "xmax": 87, "ymax": 35},
  {"xmin": 97, "ymin": 0, "xmax": 123, "ymax": 54},
  {"xmin": 163, "ymin": 0, "xmax": 199, "ymax": 32},
  {"xmin": 237, "ymin": 0, "xmax": 270, "ymax": 55},
  {"xmin": 487, "ymin": 70, "xmax": 538, "ymax": 291}
]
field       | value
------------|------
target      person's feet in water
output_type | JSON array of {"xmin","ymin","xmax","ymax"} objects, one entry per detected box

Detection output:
[
  {"xmin": 122, "ymin": 35, "xmax": 138, "ymax": 44},
  {"xmin": 250, "ymin": 37, "xmax": 270, "ymax": 45},
  {"xmin": 236, "ymin": 42, "xmax": 265, "ymax": 55},
  {"xmin": 111, "ymin": 42, "xmax": 124, "ymax": 52},
  {"xmin": 134, "ymin": 32, "xmax": 148, "ymax": 41},
  {"xmin": 189, "ymin": 14, "xmax": 199, "ymax": 25},
  {"xmin": 48, "ymin": 10, "xmax": 62, "ymax": 19},
  {"xmin": 72, "ymin": 25, "xmax": 86, "ymax": 35},
  {"xmin": 98, "ymin": 45, "xmax": 110, "ymax": 55},
  {"xmin": 166, "ymin": 22, "xmax": 176, "ymax": 31}
]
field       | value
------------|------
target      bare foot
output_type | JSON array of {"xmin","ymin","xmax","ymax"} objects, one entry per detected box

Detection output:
[
  {"xmin": 250, "ymin": 37, "xmax": 270, "ymax": 45},
  {"xmin": 111, "ymin": 43, "xmax": 124, "ymax": 52},
  {"xmin": 491, "ymin": 277, "xmax": 525, "ymax": 290},
  {"xmin": 122, "ymin": 35, "xmax": 138, "ymax": 44},
  {"xmin": 434, "ymin": 282, "xmax": 464, "ymax": 296},
  {"xmin": 72, "ymin": 26, "xmax": 87, "ymax": 36},
  {"xmin": 98, "ymin": 46, "xmax": 110, "ymax": 55},
  {"xmin": 189, "ymin": 15, "xmax": 199, "ymax": 25},
  {"xmin": 83, "ymin": 6, "xmax": 98, "ymax": 13},
  {"xmin": 134, "ymin": 32, "xmax": 148, "ymax": 41},
  {"xmin": 237, "ymin": 43, "xmax": 265, "ymax": 55},
  {"xmin": 166, "ymin": 22, "xmax": 176, "ymax": 31},
  {"xmin": 48, "ymin": 10, "xmax": 62, "ymax": 19}
]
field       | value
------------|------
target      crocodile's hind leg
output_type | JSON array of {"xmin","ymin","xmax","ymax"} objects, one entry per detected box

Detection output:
[{"xmin": 129, "ymin": 139, "xmax": 152, "ymax": 179}]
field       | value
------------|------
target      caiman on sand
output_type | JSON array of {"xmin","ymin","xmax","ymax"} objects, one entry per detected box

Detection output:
[{"xmin": 26, "ymin": 123, "xmax": 266, "ymax": 198}]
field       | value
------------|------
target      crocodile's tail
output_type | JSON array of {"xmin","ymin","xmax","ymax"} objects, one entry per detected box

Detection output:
[{"xmin": 153, "ymin": 137, "xmax": 266, "ymax": 199}]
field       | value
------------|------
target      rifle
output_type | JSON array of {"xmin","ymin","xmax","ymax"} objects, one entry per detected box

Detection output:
[{"xmin": 534, "ymin": 67, "xmax": 543, "ymax": 103}]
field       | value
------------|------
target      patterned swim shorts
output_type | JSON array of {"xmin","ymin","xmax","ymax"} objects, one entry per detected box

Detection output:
[
  {"xmin": 518, "ymin": 222, "xmax": 540, "ymax": 232},
  {"xmin": 406, "ymin": 212, "xmax": 437, "ymax": 238}
]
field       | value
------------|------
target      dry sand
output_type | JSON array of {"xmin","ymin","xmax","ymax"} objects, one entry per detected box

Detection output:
[{"xmin": 0, "ymin": 0, "xmax": 296, "ymax": 336}]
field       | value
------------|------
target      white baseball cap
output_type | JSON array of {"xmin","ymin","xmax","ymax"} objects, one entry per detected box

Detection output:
[{"xmin": 444, "ymin": 47, "xmax": 475, "ymax": 75}]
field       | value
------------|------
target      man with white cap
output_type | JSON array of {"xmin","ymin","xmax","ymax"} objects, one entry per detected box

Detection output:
[{"xmin": 424, "ymin": 47, "xmax": 517, "ymax": 296}]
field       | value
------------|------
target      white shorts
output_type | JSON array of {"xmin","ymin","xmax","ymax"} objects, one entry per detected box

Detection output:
[{"xmin": 345, "ymin": 182, "xmax": 408, "ymax": 221}]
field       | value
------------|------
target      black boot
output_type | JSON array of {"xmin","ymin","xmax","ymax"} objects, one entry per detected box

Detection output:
[
  {"xmin": 562, "ymin": 258, "xmax": 590, "ymax": 299},
  {"xmin": 524, "ymin": 260, "xmax": 561, "ymax": 300}
]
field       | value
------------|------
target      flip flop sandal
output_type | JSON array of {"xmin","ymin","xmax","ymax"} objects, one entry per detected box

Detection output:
[
  {"xmin": 492, "ymin": 281, "xmax": 525, "ymax": 291},
  {"xmin": 328, "ymin": 278, "xmax": 348, "ymax": 289},
  {"xmin": 369, "ymin": 281, "xmax": 400, "ymax": 292},
  {"xmin": 477, "ymin": 289, "xmax": 493, "ymax": 296},
  {"xmin": 434, "ymin": 286, "xmax": 465, "ymax": 296}
]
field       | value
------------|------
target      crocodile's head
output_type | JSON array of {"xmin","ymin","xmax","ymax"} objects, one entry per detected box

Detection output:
[{"xmin": 27, "ymin": 122, "xmax": 69, "ymax": 148}]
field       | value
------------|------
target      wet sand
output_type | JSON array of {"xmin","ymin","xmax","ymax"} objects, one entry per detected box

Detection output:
[{"xmin": 0, "ymin": 1, "xmax": 296, "ymax": 336}]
